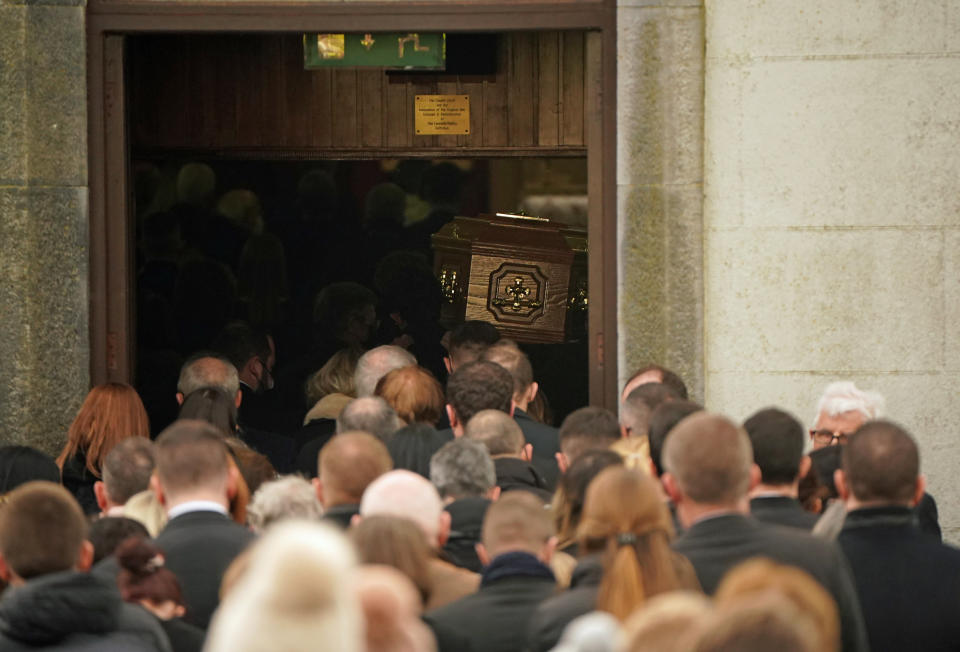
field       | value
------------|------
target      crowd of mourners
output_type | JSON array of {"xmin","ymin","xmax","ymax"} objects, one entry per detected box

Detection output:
[{"xmin": 1, "ymin": 313, "xmax": 959, "ymax": 652}]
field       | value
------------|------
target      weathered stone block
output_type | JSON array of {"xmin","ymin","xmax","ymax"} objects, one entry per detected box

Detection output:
[
  {"xmin": 0, "ymin": 6, "xmax": 27, "ymax": 185},
  {"xmin": 705, "ymin": 227, "xmax": 944, "ymax": 373},
  {"xmin": 24, "ymin": 5, "xmax": 87, "ymax": 186},
  {"xmin": 944, "ymin": 228, "xmax": 960, "ymax": 372}
]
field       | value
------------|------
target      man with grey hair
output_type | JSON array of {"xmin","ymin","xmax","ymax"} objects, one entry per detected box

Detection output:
[
  {"xmin": 663, "ymin": 412, "xmax": 868, "ymax": 652},
  {"xmin": 810, "ymin": 381, "xmax": 885, "ymax": 449},
  {"xmin": 94, "ymin": 438, "xmax": 155, "ymax": 517},
  {"xmin": 247, "ymin": 476, "xmax": 324, "ymax": 534},
  {"xmin": 466, "ymin": 409, "xmax": 551, "ymax": 501},
  {"xmin": 337, "ymin": 397, "xmax": 402, "ymax": 443},
  {"xmin": 354, "ymin": 345, "xmax": 416, "ymax": 398},
  {"xmin": 359, "ymin": 470, "xmax": 480, "ymax": 609}
]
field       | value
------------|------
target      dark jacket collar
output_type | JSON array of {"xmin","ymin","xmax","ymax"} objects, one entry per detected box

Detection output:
[
  {"xmin": 842, "ymin": 505, "xmax": 915, "ymax": 531},
  {"xmin": 446, "ymin": 496, "xmax": 491, "ymax": 533},
  {"xmin": 481, "ymin": 551, "xmax": 554, "ymax": 587},
  {"xmin": 494, "ymin": 458, "xmax": 548, "ymax": 489},
  {"xmin": 513, "ymin": 408, "xmax": 535, "ymax": 423},
  {"xmin": 568, "ymin": 554, "xmax": 604, "ymax": 589}
]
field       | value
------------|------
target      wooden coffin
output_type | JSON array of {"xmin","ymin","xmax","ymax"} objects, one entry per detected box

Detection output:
[{"xmin": 432, "ymin": 213, "xmax": 578, "ymax": 343}]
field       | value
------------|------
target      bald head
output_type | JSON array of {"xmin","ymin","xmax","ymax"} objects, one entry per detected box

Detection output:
[
  {"xmin": 355, "ymin": 346, "xmax": 416, "ymax": 398},
  {"xmin": 360, "ymin": 470, "xmax": 445, "ymax": 546},
  {"xmin": 663, "ymin": 413, "xmax": 754, "ymax": 505},
  {"xmin": 318, "ymin": 431, "xmax": 393, "ymax": 507},
  {"xmin": 465, "ymin": 409, "xmax": 525, "ymax": 457},
  {"xmin": 177, "ymin": 354, "xmax": 240, "ymax": 401}
]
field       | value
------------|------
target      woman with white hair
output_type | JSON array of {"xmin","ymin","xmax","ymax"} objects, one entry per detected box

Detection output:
[{"xmin": 205, "ymin": 521, "xmax": 363, "ymax": 652}]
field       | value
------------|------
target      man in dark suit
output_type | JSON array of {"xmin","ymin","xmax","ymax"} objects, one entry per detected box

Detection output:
[
  {"xmin": 556, "ymin": 406, "xmax": 621, "ymax": 474},
  {"xmin": 481, "ymin": 342, "xmax": 560, "ymax": 488},
  {"xmin": 426, "ymin": 492, "xmax": 556, "ymax": 652},
  {"xmin": 442, "ymin": 361, "xmax": 514, "ymax": 440},
  {"xmin": 313, "ymin": 430, "xmax": 393, "ymax": 529},
  {"xmin": 743, "ymin": 407, "xmax": 819, "ymax": 530},
  {"xmin": 152, "ymin": 420, "xmax": 256, "ymax": 629},
  {"xmin": 836, "ymin": 420, "xmax": 960, "ymax": 652},
  {"xmin": 662, "ymin": 412, "xmax": 868, "ymax": 652},
  {"xmin": 465, "ymin": 409, "xmax": 552, "ymax": 502}
]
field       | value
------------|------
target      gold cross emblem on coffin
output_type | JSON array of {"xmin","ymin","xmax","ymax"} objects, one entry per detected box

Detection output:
[{"xmin": 492, "ymin": 276, "xmax": 543, "ymax": 312}]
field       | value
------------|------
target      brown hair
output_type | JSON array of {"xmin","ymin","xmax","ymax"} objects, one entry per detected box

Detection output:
[
  {"xmin": 351, "ymin": 515, "xmax": 432, "ymax": 606},
  {"xmin": 480, "ymin": 341, "xmax": 534, "ymax": 400},
  {"xmin": 715, "ymin": 559, "xmax": 839, "ymax": 652},
  {"xmin": 482, "ymin": 492, "xmax": 552, "ymax": 556},
  {"xmin": 662, "ymin": 412, "xmax": 753, "ymax": 504},
  {"xmin": 0, "ymin": 481, "xmax": 88, "ymax": 579},
  {"xmin": 116, "ymin": 536, "xmax": 185, "ymax": 608},
  {"xmin": 319, "ymin": 432, "xmax": 393, "ymax": 503},
  {"xmin": 57, "ymin": 383, "xmax": 150, "ymax": 478},
  {"xmin": 155, "ymin": 420, "xmax": 230, "ymax": 495},
  {"xmin": 579, "ymin": 467, "xmax": 687, "ymax": 621},
  {"xmin": 842, "ymin": 420, "xmax": 919, "ymax": 505},
  {"xmin": 552, "ymin": 449, "xmax": 624, "ymax": 551},
  {"xmin": 375, "ymin": 366, "xmax": 444, "ymax": 425},
  {"xmin": 558, "ymin": 406, "xmax": 621, "ymax": 463},
  {"xmin": 224, "ymin": 438, "xmax": 277, "ymax": 495},
  {"xmin": 178, "ymin": 387, "xmax": 238, "ymax": 437}
]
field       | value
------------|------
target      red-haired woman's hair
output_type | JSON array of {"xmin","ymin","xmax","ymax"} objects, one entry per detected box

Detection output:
[
  {"xmin": 115, "ymin": 536, "xmax": 184, "ymax": 607},
  {"xmin": 56, "ymin": 383, "xmax": 150, "ymax": 477},
  {"xmin": 374, "ymin": 365, "xmax": 444, "ymax": 425},
  {"xmin": 579, "ymin": 467, "xmax": 696, "ymax": 621}
]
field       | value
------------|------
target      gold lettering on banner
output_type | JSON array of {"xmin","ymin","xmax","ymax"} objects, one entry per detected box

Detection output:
[
  {"xmin": 398, "ymin": 33, "xmax": 430, "ymax": 58},
  {"xmin": 360, "ymin": 34, "xmax": 376, "ymax": 51}
]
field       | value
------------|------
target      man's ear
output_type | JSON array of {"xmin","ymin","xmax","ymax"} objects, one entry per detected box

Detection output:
[
  {"xmin": 798, "ymin": 455, "xmax": 812, "ymax": 481},
  {"xmin": 620, "ymin": 424, "xmax": 630, "ymax": 440},
  {"xmin": 350, "ymin": 514, "xmax": 363, "ymax": 528},
  {"xmin": 225, "ymin": 463, "xmax": 241, "ymax": 501},
  {"xmin": 913, "ymin": 474, "xmax": 927, "ymax": 507},
  {"xmin": 648, "ymin": 458, "xmax": 660, "ymax": 479},
  {"xmin": 556, "ymin": 452, "xmax": 569, "ymax": 474},
  {"xmin": 539, "ymin": 536, "xmax": 558, "ymax": 564},
  {"xmin": 437, "ymin": 510, "xmax": 451, "ymax": 547},
  {"xmin": 235, "ymin": 390, "xmax": 243, "ymax": 409},
  {"xmin": 0, "ymin": 553, "xmax": 15, "ymax": 584},
  {"xmin": 175, "ymin": 392, "xmax": 185, "ymax": 406},
  {"xmin": 835, "ymin": 469, "xmax": 851, "ymax": 502},
  {"xmin": 522, "ymin": 443, "xmax": 533, "ymax": 462},
  {"xmin": 475, "ymin": 542, "xmax": 491, "ymax": 567},
  {"xmin": 508, "ymin": 399, "xmax": 516, "ymax": 418},
  {"xmin": 446, "ymin": 405, "xmax": 461, "ymax": 435},
  {"xmin": 661, "ymin": 472, "xmax": 683, "ymax": 504},
  {"xmin": 76, "ymin": 540, "xmax": 94, "ymax": 572},
  {"xmin": 525, "ymin": 382, "xmax": 539, "ymax": 406},
  {"xmin": 150, "ymin": 473, "xmax": 166, "ymax": 507},
  {"xmin": 748, "ymin": 463, "xmax": 762, "ymax": 492},
  {"xmin": 443, "ymin": 357, "xmax": 453, "ymax": 374},
  {"xmin": 486, "ymin": 486, "xmax": 501, "ymax": 502},
  {"xmin": 94, "ymin": 481, "xmax": 109, "ymax": 512},
  {"xmin": 312, "ymin": 476, "xmax": 325, "ymax": 506}
]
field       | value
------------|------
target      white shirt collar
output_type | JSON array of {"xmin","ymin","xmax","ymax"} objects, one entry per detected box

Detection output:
[{"xmin": 167, "ymin": 500, "xmax": 229, "ymax": 520}]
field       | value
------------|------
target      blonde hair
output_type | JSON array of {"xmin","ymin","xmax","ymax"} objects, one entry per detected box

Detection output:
[{"xmin": 305, "ymin": 348, "xmax": 362, "ymax": 407}]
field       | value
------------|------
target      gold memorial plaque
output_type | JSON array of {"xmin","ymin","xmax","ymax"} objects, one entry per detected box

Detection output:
[{"xmin": 415, "ymin": 95, "xmax": 470, "ymax": 135}]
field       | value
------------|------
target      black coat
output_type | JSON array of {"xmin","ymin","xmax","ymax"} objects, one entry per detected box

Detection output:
[
  {"xmin": 443, "ymin": 496, "xmax": 491, "ymax": 572},
  {"xmin": 155, "ymin": 510, "xmax": 255, "ymax": 629},
  {"xmin": 0, "ymin": 571, "xmax": 171, "ymax": 651},
  {"xmin": 749, "ymin": 495, "xmax": 819, "ymax": 530},
  {"xmin": 838, "ymin": 506, "xmax": 960, "ymax": 652},
  {"xmin": 526, "ymin": 555, "xmax": 603, "ymax": 652},
  {"xmin": 494, "ymin": 457, "xmax": 553, "ymax": 503},
  {"xmin": 673, "ymin": 513, "xmax": 868, "ymax": 652},
  {"xmin": 60, "ymin": 452, "xmax": 99, "ymax": 515},
  {"xmin": 514, "ymin": 409, "xmax": 560, "ymax": 490},
  {"xmin": 293, "ymin": 418, "xmax": 337, "ymax": 477},
  {"xmin": 388, "ymin": 424, "xmax": 453, "ymax": 479},
  {"xmin": 322, "ymin": 503, "xmax": 360, "ymax": 530},
  {"xmin": 428, "ymin": 551, "xmax": 556, "ymax": 652}
]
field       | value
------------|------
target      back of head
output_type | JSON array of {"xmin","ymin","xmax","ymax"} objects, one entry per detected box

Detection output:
[
  {"xmin": 482, "ymin": 491, "xmax": 552, "ymax": 558},
  {"xmin": 88, "ymin": 517, "xmax": 150, "ymax": 564},
  {"xmin": 179, "ymin": 386, "xmax": 239, "ymax": 437},
  {"xmin": 314, "ymin": 282, "xmax": 378, "ymax": 344},
  {"xmin": 465, "ymin": 409, "xmax": 526, "ymax": 456},
  {"xmin": 337, "ymin": 397, "xmax": 401, "ymax": 442},
  {"xmin": 622, "ymin": 592, "xmax": 713, "ymax": 652},
  {"xmin": 715, "ymin": 559, "xmax": 840, "ymax": 652},
  {"xmin": 360, "ymin": 470, "xmax": 444, "ymax": 545},
  {"xmin": 225, "ymin": 439, "xmax": 277, "ymax": 494},
  {"xmin": 206, "ymin": 521, "xmax": 362, "ymax": 652},
  {"xmin": 743, "ymin": 408, "xmax": 805, "ymax": 486},
  {"xmin": 580, "ymin": 467, "xmax": 678, "ymax": 621},
  {"xmin": 59, "ymin": 382, "xmax": 150, "ymax": 476},
  {"xmin": 0, "ymin": 481, "xmax": 88, "ymax": 579},
  {"xmin": 375, "ymin": 366, "xmax": 444, "ymax": 425},
  {"xmin": 319, "ymin": 431, "xmax": 393, "ymax": 505},
  {"xmin": 446, "ymin": 361, "xmax": 514, "ymax": 425},
  {"xmin": 0, "ymin": 446, "xmax": 60, "ymax": 495},
  {"xmin": 355, "ymin": 346, "xmax": 417, "ymax": 398},
  {"xmin": 648, "ymin": 400, "xmax": 704, "ymax": 476},
  {"xmin": 808, "ymin": 445, "xmax": 843, "ymax": 499},
  {"xmin": 364, "ymin": 182, "xmax": 406, "ymax": 227},
  {"xmin": 842, "ymin": 420, "xmax": 919, "ymax": 505},
  {"xmin": 356, "ymin": 565, "xmax": 437, "ymax": 652},
  {"xmin": 247, "ymin": 476, "xmax": 324, "ymax": 534},
  {"xmin": 351, "ymin": 516, "xmax": 432, "ymax": 605},
  {"xmin": 306, "ymin": 348, "xmax": 361, "ymax": 406},
  {"xmin": 429, "ymin": 439, "xmax": 495, "ymax": 501},
  {"xmin": 623, "ymin": 364, "xmax": 689, "ymax": 401},
  {"xmin": 211, "ymin": 321, "xmax": 270, "ymax": 377},
  {"xmin": 115, "ymin": 535, "xmax": 184, "ymax": 607},
  {"xmin": 693, "ymin": 595, "xmax": 819, "ymax": 652},
  {"xmin": 480, "ymin": 341, "xmax": 534, "ymax": 400},
  {"xmin": 217, "ymin": 189, "xmax": 263, "ymax": 235},
  {"xmin": 663, "ymin": 412, "xmax": 753, "ymax": 505},
  {"xmin": 553, "ymin": 450, "xmax": 624, "ymax": 547},
  {"xmin": 177, "ymin": 353, "xmax": 240, "ymax": 398},
  {"xmin": 447, "ymin": 321, "xmax": 500, "ymax": 368},
  {"xmin": 154, "ymin": 420, "xmax": 230, "ymax": 499},
  {"xmin": 558, "ymin": 406, "xmax": 621, "ymax": 463},
  {"xmin": 103, "ymin": 437, "xmax": 156, "ymax": 505},
  {"xmin": 815, "ymin": 381, "xmax": 885, "ymax": 422},
  {"xmin": 621, "ymin": 383, "xmax": 680, "ymax": 438},
  {"xmin": 177, "ymin": 162, "xmax": 216, "ymax": 206}
]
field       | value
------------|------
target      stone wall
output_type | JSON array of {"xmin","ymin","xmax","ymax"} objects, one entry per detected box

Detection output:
[
  {"xmin": 703, "ymin": 0, "xmax": 960, "ymax": 541},
  {"xmin": 617, "ymin": 0, "xmax": 706, "ymax": 400},
  {"xmin": 0, "ymin": 0, "xmax": 89, "ymax": 454}
]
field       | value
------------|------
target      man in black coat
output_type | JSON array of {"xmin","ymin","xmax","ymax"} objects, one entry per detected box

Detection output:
[
  {"xmin": 465, "ymin": 409, "xmax": 552, "ymax": 503},
  {"xmin": 152, "ymin": 420, "xmax": 255, "ymax": 629},
  {"xmin": 0, "ymin": 482, "xmax": 170, "ymax": 651},
  {"xmin": 662, "ymin": 412, "xmax": 868, "ymax": 652},
  {"xmin": 743, "ymin": 407, "xmax": 819, "ymax": 530},
  {"xmin": 427, "ymin": 492, "xmax": 556, "ymax": 652},
  {"xmin": 836, "ymin": 420, "xmax": 960, "ymax": 652},
  {"xmin": 481, "ymin": 342, "xmax": 561, "ymax": 488},
  {"xmin": 313, "ymin": 431, "xmax": 394, "ymax": 529}
]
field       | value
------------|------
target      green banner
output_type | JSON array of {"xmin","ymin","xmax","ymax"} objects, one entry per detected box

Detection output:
[{"xmin": 304, "ymin": 33, "xmax": 446, "ymax": 70}]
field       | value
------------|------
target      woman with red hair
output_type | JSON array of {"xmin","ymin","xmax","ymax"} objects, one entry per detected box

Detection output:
[{"xmin": 56, "ymin": 382, "xmax": 150, "ymax": 514}]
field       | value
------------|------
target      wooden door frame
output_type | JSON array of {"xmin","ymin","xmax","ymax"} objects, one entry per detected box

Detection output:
[{"xmin": 87, "ymin": 0, "xmax": 619, "ymax": 410}]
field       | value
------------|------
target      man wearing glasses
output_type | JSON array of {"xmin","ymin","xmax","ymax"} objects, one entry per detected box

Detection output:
[{"xmin": 809, "ymin": 381, "xmax": 885, "ymax": 449}]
